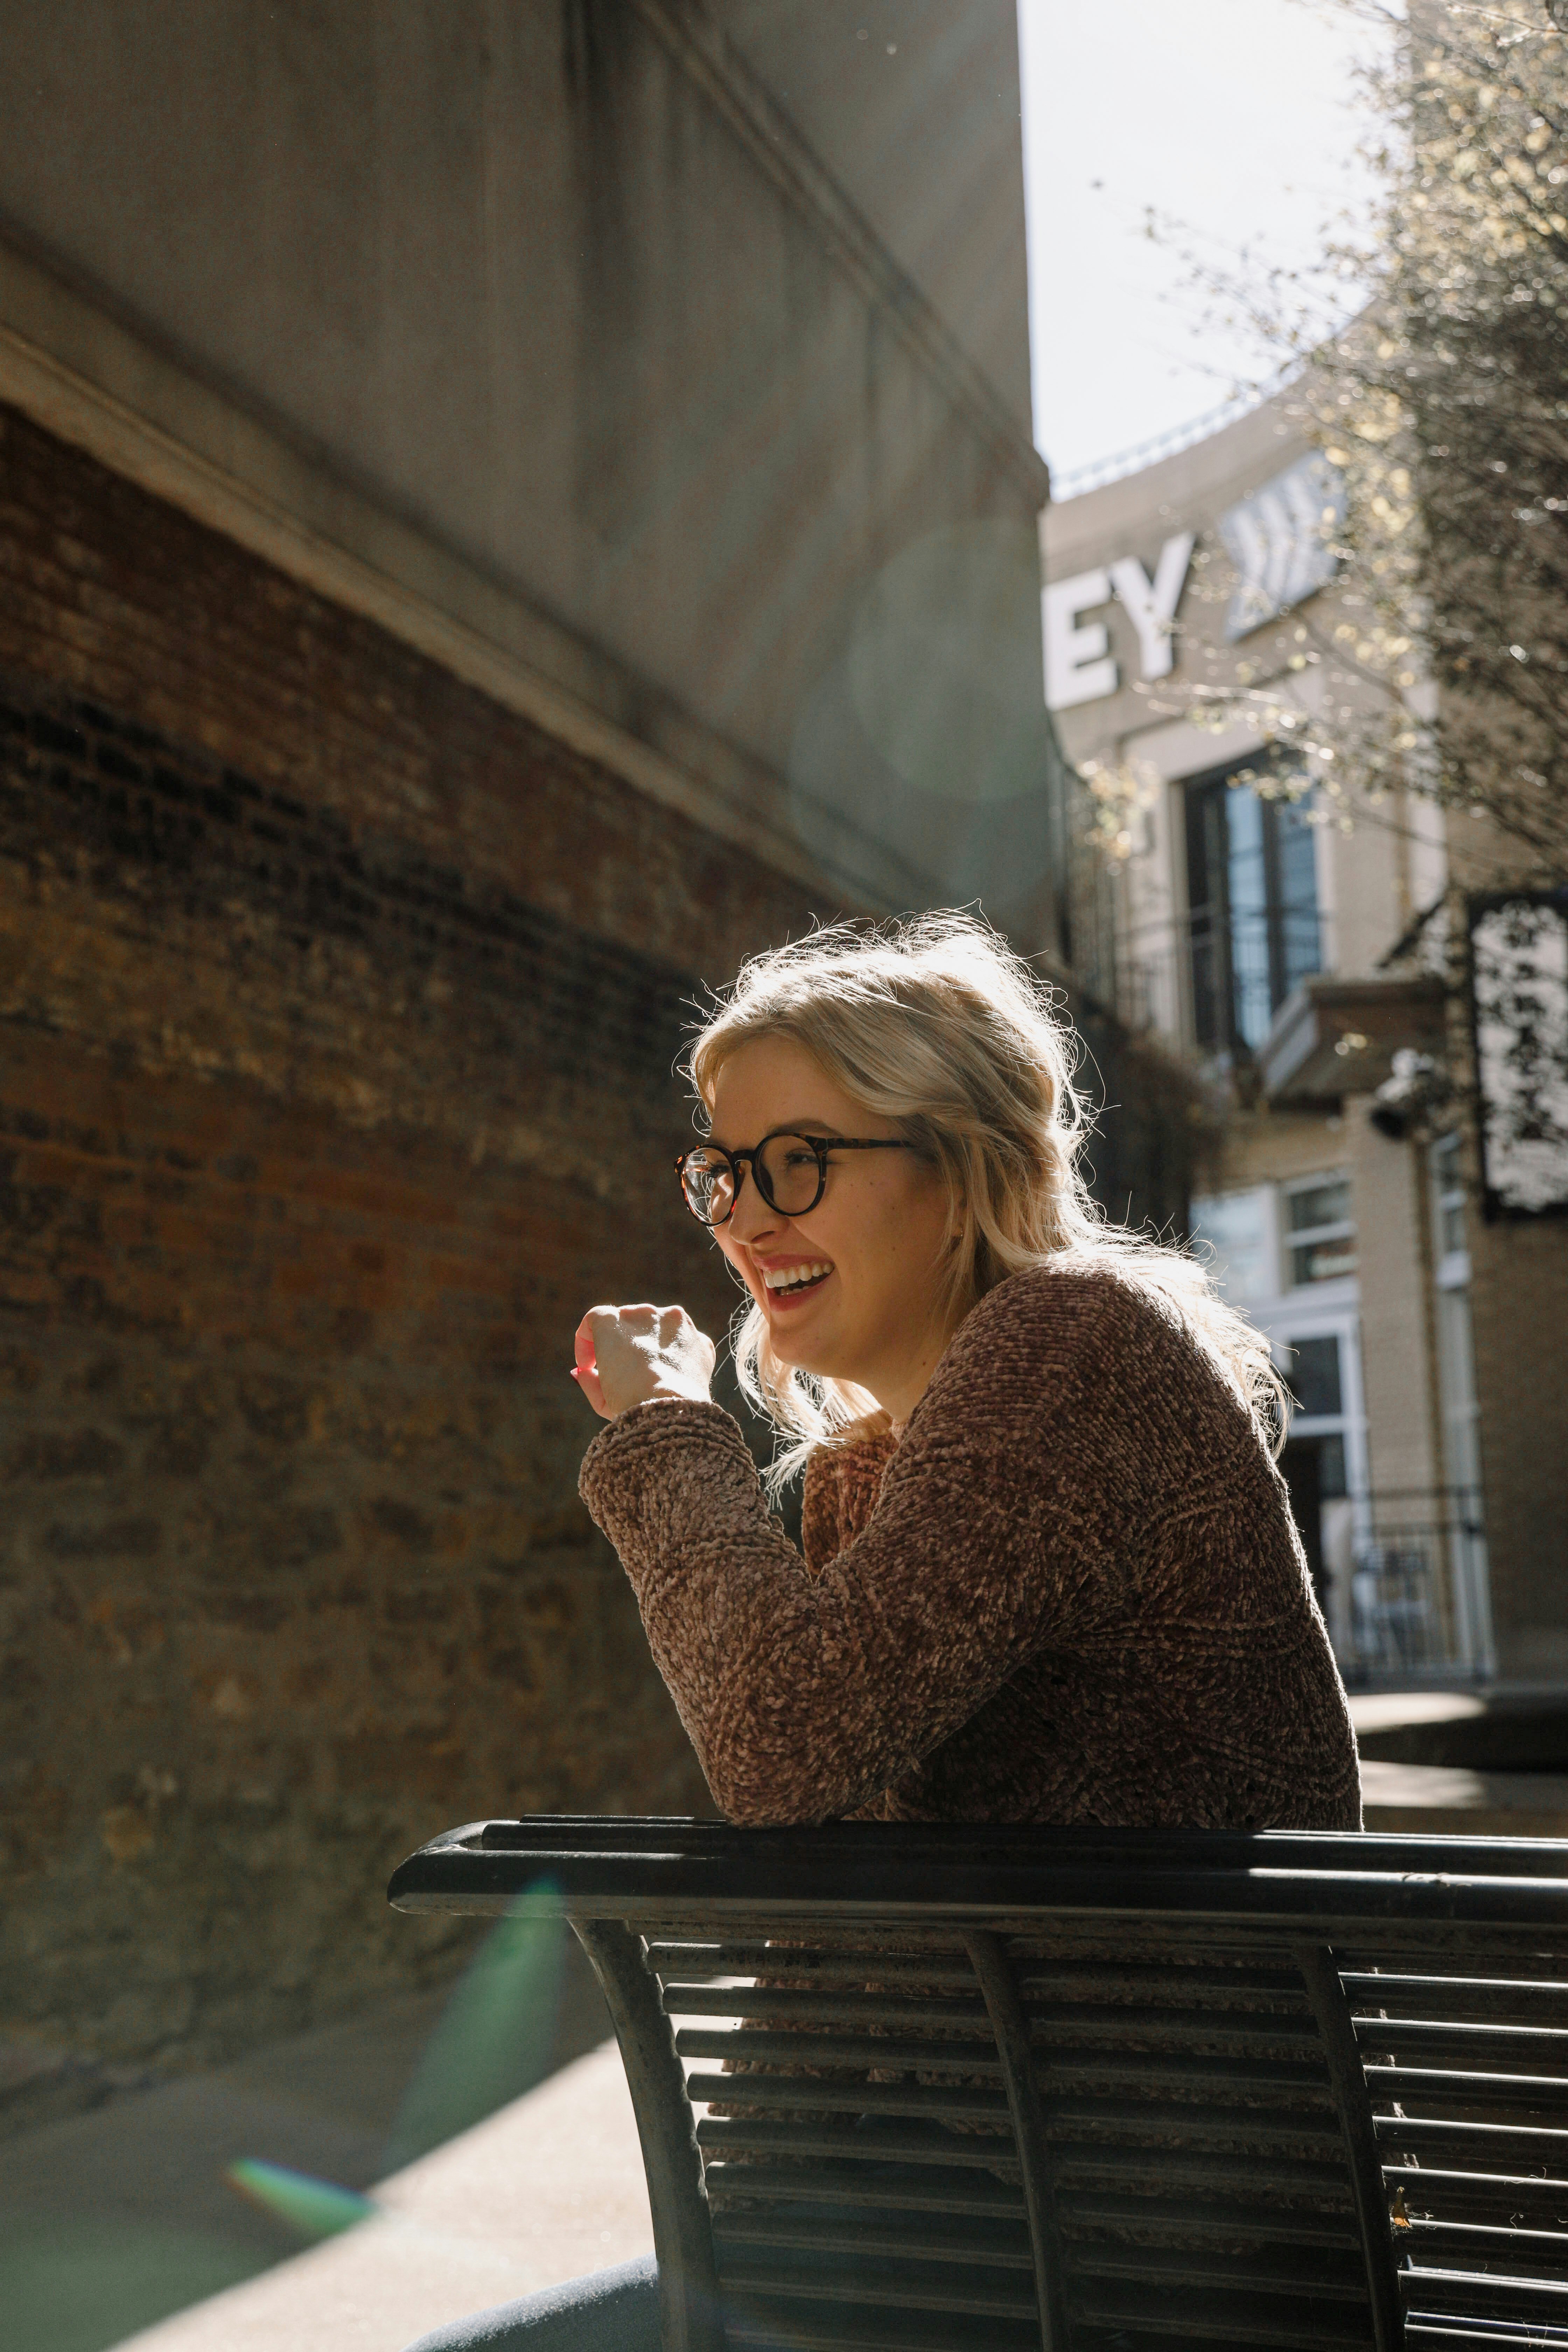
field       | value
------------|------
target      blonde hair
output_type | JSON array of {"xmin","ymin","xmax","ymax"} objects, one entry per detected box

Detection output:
[{"xmin": 686, "ymin": 911, "xmax": 1283, "ymax": 1491}]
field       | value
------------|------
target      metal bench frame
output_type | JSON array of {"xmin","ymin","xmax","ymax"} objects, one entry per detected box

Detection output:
[{"xmin": 390, "ymin": 1818, "xmax": 1568, "ymax": 2352}]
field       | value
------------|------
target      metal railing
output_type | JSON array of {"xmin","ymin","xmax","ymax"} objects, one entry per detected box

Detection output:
[
  {"xmin": 1081, "ymin": 907, "xmax": 1325, "ymax": 1062},
  {"xmin": 1326, "ymin": 1487, "xmax": 1494, "ymax": 1685},
  {"xmin": 1050, "ymin": 385, "xmax": 1281, "ymax": 501}
]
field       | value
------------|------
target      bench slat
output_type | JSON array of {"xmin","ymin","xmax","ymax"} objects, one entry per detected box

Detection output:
[
  {"xmin": 716, "ymin": 2256, "xmax": 1040, "ymax": 2319},
  {"xmin": 729, "ymin": 2305, "xmax": 1048, "ymax": 2343},
  {"xmin": 662, "ymin": 1987, "xmax": 990, "ymax": 2029},
  {"xmin": 675, "ymin": 2028, "xmax": 1003, "ymax": 2071},
  {"xmin": 1069, "ymin": 2277, "xmax": 1375, "ymax": 2348},
  {"xmin": 685, "ymin": 2071, "xmax": 1011, "ymax": 2121},
  {"xmin": 696, "ymin": 2116, "xmax": 1022, "ymax": 2168},
  {"xmin": 701, "ymin": 2163, "xmax": 1028, "ymax": 2219},
  {"xmin": 711, "ymin": 2214, "xmax": 1035, "ymax": 2268}
]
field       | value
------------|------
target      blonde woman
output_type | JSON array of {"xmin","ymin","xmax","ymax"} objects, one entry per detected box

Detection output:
[
  {"xmin": 405, "ymin": 913, "xmax": 1360, "ymax": 2352},
  {"xmin": 569, "ymin": 910, "xmax": 1359, "ymax": 1834}
]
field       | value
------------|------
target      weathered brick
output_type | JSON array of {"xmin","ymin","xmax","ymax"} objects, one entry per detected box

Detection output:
[{"xmin": 0, "ymin": 399, "xmax": 829, "ymax": 2080}]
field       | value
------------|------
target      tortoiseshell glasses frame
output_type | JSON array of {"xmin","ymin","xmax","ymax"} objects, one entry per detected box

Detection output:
[{"xmin": 674, "ymin": 1130, "xmax": 914, "ymax": 1227}]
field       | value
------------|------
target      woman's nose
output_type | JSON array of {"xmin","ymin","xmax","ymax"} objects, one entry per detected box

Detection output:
[{"xmin": 727, "ymin": 1177, "xmax": 781, "ymax": 1244}]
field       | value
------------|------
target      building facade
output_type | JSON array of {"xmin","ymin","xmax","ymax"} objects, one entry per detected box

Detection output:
[
  {"xmin": 1045, "ymin": 397, "xmax": 1568, "ymax": 1689},
  {"xmin": 0, "ymin": 0, "xmax": 1055, "ymax": 2105}
]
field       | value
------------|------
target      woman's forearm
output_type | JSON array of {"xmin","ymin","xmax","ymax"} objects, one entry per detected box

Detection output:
[{"xmin": 579, "ymin": 1391, "xmax": 1055, "ymax": 1825}]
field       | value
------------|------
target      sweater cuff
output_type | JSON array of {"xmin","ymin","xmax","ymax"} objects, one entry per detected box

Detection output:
[{"xmin": 579, "ymin": 1395, "xmax": 747, "ymax": 1507}]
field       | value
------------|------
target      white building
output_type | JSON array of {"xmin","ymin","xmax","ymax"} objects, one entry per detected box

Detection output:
[{"xmin": 1044, "ymin": 398, "xmax": 1497, "ymax": 1685}]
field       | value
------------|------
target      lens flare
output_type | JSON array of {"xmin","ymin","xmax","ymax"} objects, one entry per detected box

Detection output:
[
  {"xmin": 225, "ymin": 2159, "xmax": 377, "ymax": 2241},
  {"xmin": 384, "ymin": 1877, "xmax": 568, "ymax": 2170}
]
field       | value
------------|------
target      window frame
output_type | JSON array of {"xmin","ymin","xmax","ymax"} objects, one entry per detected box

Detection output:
[
  {"xmin": 1281, "ymin": 1169, "xmax": 1357, "ymax": 1292},
  {"xmin": 1430, "ymin": 1130, "xmax": 1470, "ymax": 1290},
  {"xmin": 1183, "ymin": 754, "xmax": 1323, "ymax": 1056}
]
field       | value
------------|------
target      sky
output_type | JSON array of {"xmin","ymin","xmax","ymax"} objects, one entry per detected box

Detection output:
[{"xmin": 1018, "ymin": 0, "xmax": 1390, "ymax": 489}]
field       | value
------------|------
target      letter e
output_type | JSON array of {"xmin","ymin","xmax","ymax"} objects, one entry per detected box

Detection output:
[{"xmin": 1043, "ymin": 569, "xmax": 1117, "ymax": 710}]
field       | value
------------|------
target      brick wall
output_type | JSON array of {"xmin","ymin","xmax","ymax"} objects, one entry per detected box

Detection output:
[
  {"xmin": 0, "ymin": 400, "xmax": 828, "ymax": 2086},
  {"xmin": 1469, "ymin": 1209, "xmax": 1568, "ymax": 1674}
]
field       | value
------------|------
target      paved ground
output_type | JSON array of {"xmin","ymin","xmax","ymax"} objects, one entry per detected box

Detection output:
[
  {"xmin": 115, "ymin": 2040, "xmax": 651, "ymax": 2352},
  {"xmin": 6, "ymin": 1687, "xmax": 1566, "ymax": 2352},
  {"xmin": 1359, "ymin": 1754, "xmax": 1568, "ymax": 1833},
  {"xmin": 1, "ymin": 1931, "xmax": 621, "ymax": 2352},
  {"xmin": 1353, "ymin": 1687, "xmax": 1568, "ymax": 1833}
]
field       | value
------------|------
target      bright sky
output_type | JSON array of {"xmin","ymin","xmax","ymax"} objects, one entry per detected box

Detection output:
[{"xmin": 1018, "ymin": 0, "xmax": 1389, "ymax": 488}]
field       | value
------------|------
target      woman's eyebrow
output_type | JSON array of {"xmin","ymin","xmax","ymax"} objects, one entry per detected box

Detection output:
[{"xmin": 706, "ymin": 1118, "xmax": 840, "ymax": 1148}]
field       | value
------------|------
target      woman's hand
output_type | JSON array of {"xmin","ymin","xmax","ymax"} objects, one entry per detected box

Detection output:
[{"xmin": 573, "ymin": 1304, "xmax": 717, "ymax": 1420}]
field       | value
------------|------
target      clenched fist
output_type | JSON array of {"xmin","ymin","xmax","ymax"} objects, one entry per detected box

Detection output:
[{"xmin": 572, "ymin": 1303, "xmax": 717, "ymax": 1420}]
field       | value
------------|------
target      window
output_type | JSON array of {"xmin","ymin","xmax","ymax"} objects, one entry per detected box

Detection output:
[
  {"xmin": 1280, "ymin": 1335, "xmax": 1348, "ymax": 1498},
  {"xmin": 1185, "ymin": 761, "xmax": 1321, "ymax": 1053},
  {"xmin": 1278, "ymin": 1329, "xmax": 1352, "ymax": 1617},
  {"xmin": 1188, "ymin": 1186, "xmax": 1273, "ymax": 1306},
  {"xmin": 1430, "ymin": 1132, "xmax": 1482, "ymax": 1502},
  {"xmin": 1286, "ymin": 1334, "xmax": 1343, "ymax": 1419},
  {"xmin": 1431, "ymin": 1131, "xmax": 1468, "ymax": 1270},
  {"xmin": 1284, "ymin": 1174, "xmax": 1356, "ymax": 1287}
]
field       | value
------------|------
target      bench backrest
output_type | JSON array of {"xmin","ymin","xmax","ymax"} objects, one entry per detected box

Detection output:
[{"xmin": 390, "ymin": 1819, "xmax": 1568, "ymax": 2352}]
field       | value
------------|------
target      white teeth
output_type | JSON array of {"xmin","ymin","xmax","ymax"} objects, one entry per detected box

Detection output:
[{"xmin": 762, "ymin": 1261, "xmax": 832, "ymax": 1293}]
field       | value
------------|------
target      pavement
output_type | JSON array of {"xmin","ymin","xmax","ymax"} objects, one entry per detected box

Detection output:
[
  {"xmin": 5, "ymin": 1686, "xmax": 1567, "ymax": 2352},
  {"xmin": 1353, "ymin": 1686, "xmax": 1568, "ymax": 1834},
  {"xmin": 112, "ymin": 2040, "xmax": 652, "ymax": 2352},
  {"xmin": 1, "ymin": 1928, "xmax": 640, "ymax": 2352}
]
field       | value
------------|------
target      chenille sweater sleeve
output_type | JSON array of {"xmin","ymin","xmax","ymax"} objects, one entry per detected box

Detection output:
[{"xmin": 577, "ymin": 1275, "xmax": 1119, "ymax": 1826}]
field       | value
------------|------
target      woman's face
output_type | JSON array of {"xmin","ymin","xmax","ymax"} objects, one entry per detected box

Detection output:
[{"xmin": 704, "ymin": 1036, "xmax": 960, "ymax": 1424}]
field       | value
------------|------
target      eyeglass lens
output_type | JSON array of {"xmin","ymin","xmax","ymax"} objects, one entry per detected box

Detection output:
[{"xmin": 681, "ymin": 1134, "xmax": 825, "ymax": 1224}]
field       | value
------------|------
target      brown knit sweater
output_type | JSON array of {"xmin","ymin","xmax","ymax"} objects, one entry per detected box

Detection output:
[{"xmin": 578, "ymin": 1261, "xmax": 1362, "ymax": 1830}]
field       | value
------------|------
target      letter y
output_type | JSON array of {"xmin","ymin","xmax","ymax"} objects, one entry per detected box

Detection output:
[{"xmin": 1109, "ymin": 533, "xmax": 1195, "ymax": 682}]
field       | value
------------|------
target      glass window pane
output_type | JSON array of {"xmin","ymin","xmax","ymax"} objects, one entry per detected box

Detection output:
[
  {"xmin": 1190, "ymin": 1188, "xmax": 1272, "ymax": 1304},
  {"xmin": 1289, "ymin": 1236, "xmax": 1358, "ymax": 1286},
  {"xmin": 1286, "ymin": 1177, "xmax": 1351, "ymax": 1233},
  {"xmin": 1183, "ymin": 766, "xmax": 1325, "ymax": 1056},
  {"xmin": 1275, "ymin": 795, "xmax": 1322, "ymax": 1000},
  {"xmin": 1185, "ymin": 783, "xmax": 1226, "ymax": 1051},
  {"xmin": 1225, "ymin": 785, "xmax": 1273, "ymax": 1050},
  {"xmin": 1286, "ymin": 1335, "xmax": 1343, "ymax": 1418}
]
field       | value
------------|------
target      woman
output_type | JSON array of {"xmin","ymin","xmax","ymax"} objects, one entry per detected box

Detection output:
[{"xmin": 405, "ymin": 912, "xmax": 1358, "ymax": 2350}]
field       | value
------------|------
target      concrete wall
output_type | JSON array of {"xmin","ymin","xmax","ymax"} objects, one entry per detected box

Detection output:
[
  {"xmin": 716, "ymin": 0, "xmax": 1033, "ymax": 428},
  {"xmin": 0, "ymin": 0, "xmax": 1052, "ymax": 916}
]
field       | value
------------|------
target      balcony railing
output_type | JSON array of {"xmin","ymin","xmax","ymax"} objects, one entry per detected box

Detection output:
[{"xmin": 1063, "ymin": 888, "xmax": 1218, "ymax": 1052}]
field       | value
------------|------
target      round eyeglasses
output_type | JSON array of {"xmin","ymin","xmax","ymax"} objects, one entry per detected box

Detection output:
[{"xmin": 675, "ymin": 1130, "xmax": 914, "ymax": 1227}]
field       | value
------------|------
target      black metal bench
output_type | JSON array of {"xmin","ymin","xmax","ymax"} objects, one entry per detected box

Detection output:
[{"xmin": 389, "ymin": 1817, "xmax": 1568, "ymax": 2352}]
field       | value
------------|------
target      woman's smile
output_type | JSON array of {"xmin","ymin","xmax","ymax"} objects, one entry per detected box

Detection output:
[{"xmin": 754, "ymin": 1254, "xmax": 835, "ymax": 1309}]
